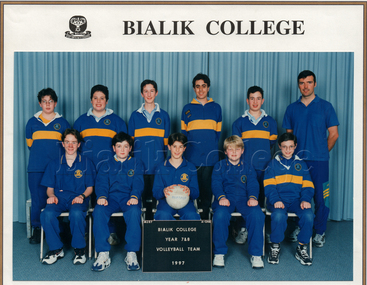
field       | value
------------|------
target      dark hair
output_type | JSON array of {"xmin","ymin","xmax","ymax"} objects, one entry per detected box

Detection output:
[
  {"xmin": 90, "ymin": 84, "xmax": 109, "ymax": 101},
  {"xmin": 112, "ymin": 132, "xmax": 133, "ymax": 147},
  {"xmin": 37, "ymin": 88, "xmax": 58, "ymax": 103},
  {"xmin": 298, "ymin": 70, "xmax": 316, "ymax": 84},
  {"xmin": 169, "ymin": 133, "xmax": 188, "ymax": 146},
  {"xmin": 192, "ymin": 73, "xmax": 210, "ymax": 88},
  {"xmin": 141, "ymin": 79, "xmax": 158, "ymax": 93},
  {"xmin": 247, "ymin": 86, "xmax": 264, "ymax": 99},
  {"xmin": 278, "ymin": 132, "xmax": 297, "ymax": 146},
  {"xmin": 62, "ymin": 128, "xmax": 82, "ymax": 143}
]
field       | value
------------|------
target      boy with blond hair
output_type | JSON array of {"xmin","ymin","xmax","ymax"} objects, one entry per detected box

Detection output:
[{"xmin": 212, "ymin": 135, "xmax": 265, "ymax": 268}]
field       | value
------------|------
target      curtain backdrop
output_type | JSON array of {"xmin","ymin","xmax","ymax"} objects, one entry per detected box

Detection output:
[{"xmin": 13, "ymin": 52, "xmax": 353, "ymax": 222}]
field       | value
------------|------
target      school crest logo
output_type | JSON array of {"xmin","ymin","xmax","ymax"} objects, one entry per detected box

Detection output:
[
  {"xmin": 128, "ymin": 169, "xmax": 134, "ymax": 177},
  {"xmin": 263, "ymin": 121, "xmax": 269, "ymax": 128},
  {"xmin": 53, "ymin": 123, "xmax": 61, "ymax": 130},
  {"xmin": 65, "ymin": 16, "xmax": 91, "ymax": 39},
  {"xmin": 156, "ymin": 118, "xmax": 162, "ymax": 125},
  {"xmin": 104, "ymin": 119, "xmax": 111, "ymax": 125},
  {"xmin": 295, "ymin": 163, "xmax": 302, "ymax": 171},
  {"xmin": 180, "ymin": 173, "xmax": 189, "ymax": 182},
  {"xmin": 74, "ymin": 170, "xmax": 83, "ymax": 178},
  {"xmin": 241, "ymin": 175, "xmax": 247, "ymax": 183}
]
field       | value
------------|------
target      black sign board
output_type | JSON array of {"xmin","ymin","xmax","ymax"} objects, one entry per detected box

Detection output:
[{"xmin": 142, "ymin": 220, "xmax": 212, "ymax": 272}]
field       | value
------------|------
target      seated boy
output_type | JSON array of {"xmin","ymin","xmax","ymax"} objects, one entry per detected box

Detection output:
[
  {"xmin": 212, "ymin": 135, "xmax": 265, "ymax": 268},
  {"xmin": 264, "ymin": 132, "xmax": 314, "ymax": 266},
  {"xmin": 152, "ymin": 133, "xmax": 200, "ymax": 220},
  {"xmin": 26, "ymin": 88, "xmax": 70, "ymax": 244},
  {"xmin": 92, "ymin": 132, "xmax": 144, "ymax": 272},
  {"xmin": 40, "ymin": 129, "xmax": 95, "ymax": 265}
]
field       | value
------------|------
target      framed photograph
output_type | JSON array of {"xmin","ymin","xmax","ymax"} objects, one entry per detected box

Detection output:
[{"xmin": 1, "ymin": 1, "xmax": 365, "ymax": 284}]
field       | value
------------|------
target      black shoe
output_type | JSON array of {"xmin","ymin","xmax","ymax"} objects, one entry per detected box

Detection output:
[
  {"xmin": 267, "ymin": 243, "xmax": 280, "ymax": 264},
  {"xmin": 295, "ymin": 244, "xmax": 312, "ymax": 266},
  {"xmin": 29, "ymin": 227, "xmax": 41, "ymax": 244}
]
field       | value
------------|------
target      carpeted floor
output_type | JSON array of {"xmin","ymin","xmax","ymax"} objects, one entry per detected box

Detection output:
[{"xmin": 12, "ymin": 219, "xmax": 353, "ymax": 282}]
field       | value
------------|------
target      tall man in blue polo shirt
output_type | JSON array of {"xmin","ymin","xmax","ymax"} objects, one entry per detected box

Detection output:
[{"xmin": 282, "ymin": 70, "xmax": 339, "ymax": 247}]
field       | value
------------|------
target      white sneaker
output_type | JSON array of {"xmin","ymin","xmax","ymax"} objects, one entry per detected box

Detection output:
[
  {"xmin": 125, "ymin": 252, "xmax": 140, "ymax": 271},
  {"xmin": 235, "ymin": 227, "xmax": 248, "ymax": 244},
  {"xmin": 42, "ymin": 248, "xmax": 64, "ymax": 265},
  {"xmin": 73, "ymin": 248, "xmax": 86, "ymax": 265},
  {"xmin": 213, "ymin": 254, "xmax": 225, "ymax": 267},
  {"xmin": 251, "ymin": 256, "xmax": 264, "ymax": 268},
  {"xmin": 313, "ymin": 233, "xmax": 326, "ymax": 247},
  {"xmin": 91, "ymin": 251, "xmax": 111, "ymax": 272},
  {"xmin": 108, "ymin": 233, "xmax": 120, "ymax": 245},
  {"xmin": 289, "ymin": 226, "xmax": 301, "ymax": 242}
]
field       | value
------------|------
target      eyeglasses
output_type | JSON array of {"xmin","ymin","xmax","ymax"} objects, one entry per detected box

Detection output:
[{"xmin": 41, "ymin": 100, "xmax": 54, "ymax": 104}]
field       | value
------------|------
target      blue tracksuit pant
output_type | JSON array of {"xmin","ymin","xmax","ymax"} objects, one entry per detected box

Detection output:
[
  {"xmin": 93, "ymin": 196, "xmax": 141, "ymax": 253},
  {"xmin": 28, "ymin": 172, "xmax": 48, "ymax": 228},
  {"xmin": 212, "ymin": 199, "xmax": 264, "ymax": 256},
  {"xmin": 267, "ymin": 199, "xmax": 314, "ymax": 244},
  {"xmin": 154, "ymin": 200, "xmax": 200, "ymax": 220},
  {"xmin": 306, "ymin": 160, "xmax": 329, "ymax": 235},
  {"xmin": 40, "ymin": 197, "xmax": 88, "ymax": 251}
]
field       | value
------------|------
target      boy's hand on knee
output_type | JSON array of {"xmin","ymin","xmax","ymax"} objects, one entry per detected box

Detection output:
[
  {"xmin": 219, "ymin": 197, "xmax": 230, "ymax": 206},
  {"xmin": 300, "ymin": 201, "xmax": 311, "ymax": 210},
  {"xmin": 180, "ymin": 185, "xmax": 190, "ymax": 196},
  {"xmin": 247, "ymin": 198, "xmax": 258, "ymax": 207},
  {"xmin": 97, "ymin": 198, "xmax": 108, "ymax": 206},
  {"xmin": 274, "ymin": 201, "xmax": 284, "ymax": 209},
  {"xmin": 127, "ymin": 198, "xmax": 138, "ymax": 205},
  {"xmin": 47, "ymin": 196, "xmax": 58, "ymax": 204},
  {"xmin": 72, "ymin": 196, "xmax": 83, "ymax": 205}
]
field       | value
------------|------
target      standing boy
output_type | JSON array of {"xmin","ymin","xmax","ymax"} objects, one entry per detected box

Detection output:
[
  {"xmin": 74, "ymin": 84, "xmax": 127, "ymax": 244},
  {"xmin": 212, "ymin": 135, "xmax": 265, "ymax": 268},
  {"xmin": 264, "ymin": 133, "xmax": 314, "ymax": 266},
  {"xmin": 26, "ymin": 88, "xmax": 70, "ymax": 244},
  {"xmin": 92, "ymin": 132, "xmax": 144, "ymax": 272},
  {"xmin": 282, "ymin": 70, "xmax": 339, "ymax": 246},
  {"xmin": 181, "ymin": 73, "xmax": 222, "ymax": 219},
  {"xmin": 153, "ymin": 133, "xmax": 200, "ymax": 220},
  {"xmin": 40, "ymin": 129, "xmax": 95, "ymax": 265},
  {"xmin": 232, "ymin": 86, "xmax": 277, "ymax": 243},
  {"xmin": 128, "ymin": 79, "xmax": 170, "ymax": 219}
]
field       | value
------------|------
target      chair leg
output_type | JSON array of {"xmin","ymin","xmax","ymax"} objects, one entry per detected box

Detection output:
[
  {"xmin": 40, "ymin": 227, "xmax": 44, "ymax": 262},
  {"xmin": 89, "ymin": 214, "xmax": 92, "ymax": 260},
  {"xmin": 310, "ymin": 236, "xmax": 312, "ymax": 258},
  {"xmin": 263, "ymin": 223, "xmax": 265, "ymax": 257}
]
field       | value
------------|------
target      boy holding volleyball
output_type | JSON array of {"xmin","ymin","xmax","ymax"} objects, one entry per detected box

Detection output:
[{"xmin": 152, "ymin": 133, "xmax": 200, "ymax": 220}]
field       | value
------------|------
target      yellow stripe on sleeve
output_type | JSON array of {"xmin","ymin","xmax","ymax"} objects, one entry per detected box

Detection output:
[
  {"xmin": 241, "ymin": 130, "xmax": 270, "ymax": 140},
  {"xmin": 80, "ymin": 128, "xmax": 117, "ymax": 139},
  {"xmin": 270, "ymin": 134, "xmax": 278, "ymax": 141},
  {"xmin": 164, "ymin": 138, "xmax": 168, "ymax": 146},
  {"xmin": 134, "ymin": 128, "xmax": 165, "ymax": 138},
  {"xmin": 263, "ymin": 178, "xmax": 276, "ymax": 187},
  {"xmin": 302, "ymin": 180, "xmax": 315, "ymax": 189},
  {"xmin": 187, "ymin": 120, "xmax": 218, "ymax": 131},
  {"xmin": 216, "ymin": 121, "xmax": 222, "ymax": 132},
  {"xmin": 32, "ymin": 131, "xmax": 62, "ymax": 141},
  {"xmin": 26, "ymin": 138, "xmax": 33, "ymax": 147},
  {"xmin": 181, "ymin": 120, "xmax": 187, "ymax": 131}
]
